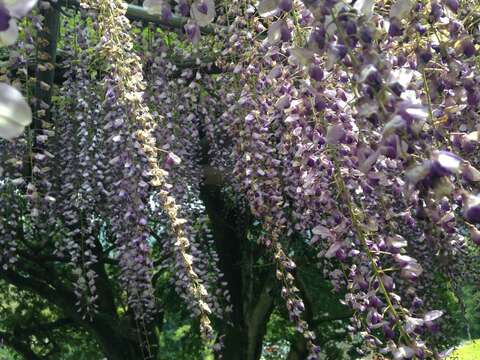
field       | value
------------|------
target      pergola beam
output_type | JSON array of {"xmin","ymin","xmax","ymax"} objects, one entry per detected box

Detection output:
[{"xmin": 56, "ymin": 0, "xmax": 219, "ymax": 35}]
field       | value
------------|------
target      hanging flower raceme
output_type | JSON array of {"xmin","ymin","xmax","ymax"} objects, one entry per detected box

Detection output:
[
  {"xmin": 215, "ymin": 3, "xmax": 327, "ymax": 357},
  {"xmin": 245, "ymin": 0, "xmax": 478, "ymax": 356},
  {"xmin": 463, "ymin": 194, "xmax": 480, "ymax": 224},
  {"xmin": 0, "ymin": 0, "xmax": 477, "ymax": 356},
  {"xmin": 143, "ymin": 0, "xmax": 215, "ymax": 45},
  {"xmin": 46, "ymin": 15, "xmax": 107, "ymax": 317},
  {"xmin": 83, "ymin": 0, "xmax": 214, "ymax": 338}
]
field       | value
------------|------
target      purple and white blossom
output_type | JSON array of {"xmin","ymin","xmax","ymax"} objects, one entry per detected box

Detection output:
[
  {"xmin": 0, "ymin": 0, "xmax": 37, "ymax": 46},
  {"xmin": 0, "ymin": 83, "xmax": 32, "ymax": 139}
]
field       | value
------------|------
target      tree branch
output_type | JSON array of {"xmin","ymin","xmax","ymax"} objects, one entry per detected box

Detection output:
[
  {"xmin": 0, "ymin": 331, "xmax": 43, "ymax": 360},
  {"xmin": 14, "ymin": 318, "xmax": 75, "ymax": 336}
]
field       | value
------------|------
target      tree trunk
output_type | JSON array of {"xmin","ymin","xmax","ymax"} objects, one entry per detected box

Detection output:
[
  {"xmin": 200, "ymin": 183, "xmax": 275, "ymax": 360},
  {"xmin": 287, "ymin": 335, "xmax": 308, "ymax": 360},
  {"xmin": 0, "ymin": 261, "xmax": 149, "ymax": 360}
]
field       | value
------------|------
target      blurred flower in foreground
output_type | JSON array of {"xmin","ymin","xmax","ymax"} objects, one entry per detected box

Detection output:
[
  {"xmin": 0, "ymin": 83, "xmax": 32, "ymax": 140},
  {"xmin": 0, "ymin": 1, "xmax": 37, "ymax": 140},
  {"xmin": 190, "ymin": 0, "xmax": 215, "ymax": 27},
  {"xmin": 0, "ymin": 0, "xmax": 37, "ymax": 46},
  {"xmin": 143, "ymin": 0, "xmax": 164, "ymax": 14}
]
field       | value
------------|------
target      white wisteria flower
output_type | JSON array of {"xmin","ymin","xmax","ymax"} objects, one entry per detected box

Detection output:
[
  {"xmin": 0, "ymin": 83, "xmax": 32, "ymax": 140},
  {"xmin": 390, "ymin": 0, "xmax": 415, "ymax": 20},
  {"xmin": 0, "ymin": 0, "xmax": 38, "ymax": 46},
  {"xmin": 143, "ymin": 0, "xmax": 164, "ymax": 15},
  {"xmin": 190, "ymin": 0, "xmax": 215, "ymax": 27},
  {"xmin": 353, "ymin": 0, "xmax": 375, "ymax": 17}
]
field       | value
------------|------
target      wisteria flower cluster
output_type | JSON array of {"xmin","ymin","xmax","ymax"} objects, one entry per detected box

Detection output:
[
  {"xmin": 143, "ymin": 0, "xmax": 216, "ymax": 44},
  {"xmin": 0, "ymin": 0, "xmax": 479, "ymax": 358},
  {"xmin": 205, "ymin": 0, "xmax": 480, "ymax": 357}
]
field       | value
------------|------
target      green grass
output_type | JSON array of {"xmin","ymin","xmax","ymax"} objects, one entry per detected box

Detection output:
[{"xmin": 449, "ymin": 340, "xmax": 480, "ymax": 360}]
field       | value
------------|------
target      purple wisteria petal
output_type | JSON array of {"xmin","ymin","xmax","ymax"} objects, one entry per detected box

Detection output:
[
  {"xmin": 401, "ymin": 262, "xmax": 423, "ymax": 280},
  {"xmin": 392, "ymin": 345, "xmax": 415, "ymax": 360},
  {"xmin": 267, "ymin": 20, "xmax": 286, "ymax": 45},
  {"xmin": 390, "ymin": 0, "xmax": 415, "ymax": 19},
  {"xmin": 433, "ymin": 151, "xmax": 462, "ymax": 175},
  {"xmin": 405, "ymin": 316, "xmax": 424, "ymax": 333},
  {"xmin": 468, "ymin": 226, "xmax": 480, "ymax": 245},
  {"xmin": 190, "ymin": 0, "xmax": 215, "ymax": 27},
  {"xmin": 461, "ymin": 163, "xmax": 480, "ymax": 182},
  {"xmin": 388, "ymin": 68, "xmax": 416, "ymax": 90},
  {"xmin": 326, "ymin": 124, "xmax": 345, "ymax": 145},
  {"xmin": 463, "ymin": 194, "xmax": 480, "ymax": 224},
  {"xmin": 424, "ymin": 310, "xmax": 444, "ymax": 322},
  {"xmin": 184, "ymin": 21, "xmax": 201, "ymax": 44},
  {"xmin": 278, "ymin": 0, "xmax": 292, "ymax": 12},
  {"xmin": 353, "ymin": 0, "xmax": 375, "ymax": 17},
  {"xmin": 311, "ymin": 224, "xmax": 332, "ymax": 239},
  {"xmin": 0, "ymin": 4, "xmax": 10, "ymax": 31},
  {"xmin": 289, "ymin": 47, "xmax": 315, "ymax": 66},
  {"xmin": 383, "ymin": 115, "xmax": 406, "ymax": 137},
  {"xmin": 445, "ymin": 0, "xmax": 459, "ymax": 12},
  {"xmin": 178, "ymin": 0, "xmax": 190, "ymax": 16},
  {"xmin": 387, "ymin": 235, "xmax": 407, "ymax": 249},
  {"xmin": 325, "ymin": 241, "xmax": 343, "ymax": 258},
  {"xmin": 257, "ymin": 0, "xmax": 279, "ymax": 17},
  {"xmin": 165, "ymin": 152, "xmax": 182, "ymax": 167},
  {"xmin": 461, "ymin": 38, "xmax": 476, "ymax": 58}
]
